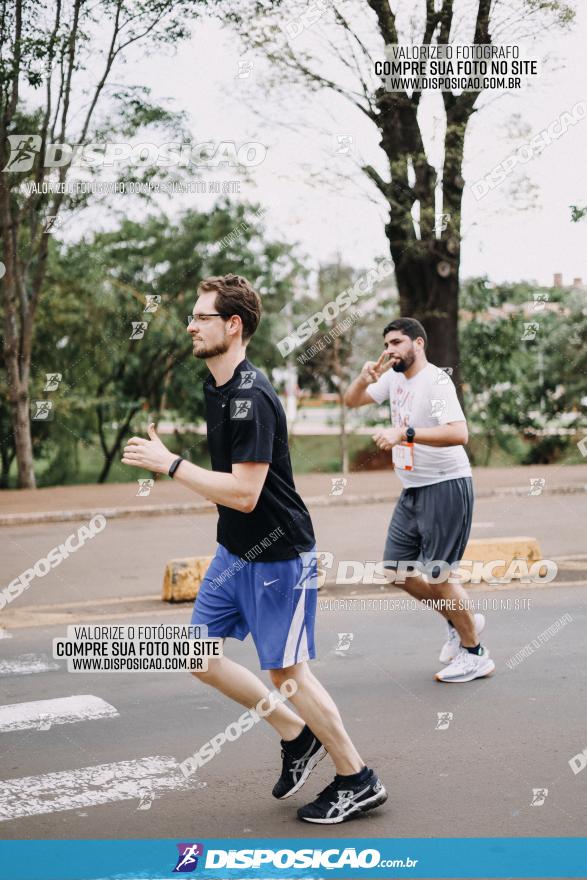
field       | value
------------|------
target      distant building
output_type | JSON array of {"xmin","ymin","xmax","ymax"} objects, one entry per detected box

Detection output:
[{"xmin": 553, "ymin": 273, "xmax": 585, "ymax": 289}]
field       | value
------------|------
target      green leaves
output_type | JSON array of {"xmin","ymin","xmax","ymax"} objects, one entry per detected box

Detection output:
[
  {"xmin": 25, "ymin": 201, "xmax": 306, "ymax": 483},
  {"xmin": 460, "ymin": 277, "xmax": 587, "ymax": 463}
]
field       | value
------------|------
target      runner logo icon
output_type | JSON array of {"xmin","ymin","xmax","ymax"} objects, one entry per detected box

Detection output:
[{"xmin": 173, "ymin": 843, "xmax": 204, "ymax": 872}]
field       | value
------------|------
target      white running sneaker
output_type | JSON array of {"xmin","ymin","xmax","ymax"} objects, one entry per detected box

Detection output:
[
  {"xmin": 438, "ymin": 613, "xmax": 486, "ymax": 664},
  {"xmin": 435, "ymin": 645, "xmax": 495, "ymax": 683}
]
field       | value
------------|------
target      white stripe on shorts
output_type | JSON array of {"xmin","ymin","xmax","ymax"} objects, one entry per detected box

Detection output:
[
  {"xmin": 282, "ymin": 560, "xmax": 310, "ymax": 667},
  {"xmin": 296, "ymin": 624, "xmax": 309, "ymax": 664}
]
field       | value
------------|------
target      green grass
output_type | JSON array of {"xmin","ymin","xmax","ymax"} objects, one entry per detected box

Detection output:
[
  {"xmin": 288, "ymin": 434, "xmax": 376, "ymax": 474},
  {"xmin": 7, "ymin": 432, "xmax": 375, "ymax": 486},
  {"xmin": 5, "ymin": 430, "xmax": 587, "ymax": 488}
]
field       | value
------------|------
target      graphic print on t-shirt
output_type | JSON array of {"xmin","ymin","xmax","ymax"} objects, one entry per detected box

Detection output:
[
  {"xmin": 366, "ymin": 362, "xmax": 472, "ymax": 488},
  {"xmin": 391, "ymin": 384, "xmax": 415, "ymax": 429}
]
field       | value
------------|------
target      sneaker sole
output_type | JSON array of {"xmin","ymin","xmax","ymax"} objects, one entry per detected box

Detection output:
[
  {"xmin": 298, "ymin": 786, "xmax": 388, "ymax": 824},
  {"xmin": 439, "ymin": 614, "xmax": 486, "ymax": 664},
  {"xmin": 275, "ymin": 745, "xmax": 327, "ymax": 800},
  {"xmin": 435, "ymin": 659, "xmax": 496, "ymax": 683}
]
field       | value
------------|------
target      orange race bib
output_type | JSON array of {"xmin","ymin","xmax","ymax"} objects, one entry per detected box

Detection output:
[{"xmin": 392, "ymin": 441, "xmax": 414, "ymax": 471}]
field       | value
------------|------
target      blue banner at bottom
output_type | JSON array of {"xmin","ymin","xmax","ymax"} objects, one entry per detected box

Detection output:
[{"xmin": 0, "ymin": 837, "xmax": 586, "ymax": 879}]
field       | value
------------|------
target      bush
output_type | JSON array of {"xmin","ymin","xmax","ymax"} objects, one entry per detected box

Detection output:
[{"xmin": 522, "ymin": 434, "xmax": 571, "ymax": 465}]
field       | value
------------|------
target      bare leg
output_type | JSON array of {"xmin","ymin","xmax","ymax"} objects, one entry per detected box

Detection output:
[
  {"xmin": 270, "ymin": 663, "xmax": 363, "ymax": 775},
  {"xmin": 384, "ymin": 569, "xmax": 479, "ymax": 648},
  {"xmin": 385, "ymin": 569, "xmax": 449, "ymax": 609},
  {"xmin": 425, "ymin": 577, "xmax": 478, "ymax": 647},
  {"xmin": 191, "ymin": 656, "xmax": 304, "ymax": 740}
]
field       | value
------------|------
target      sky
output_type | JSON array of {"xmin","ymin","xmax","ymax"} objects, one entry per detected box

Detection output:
[{"xmin": 68, "ymin": 0, "xmax": 587, "ymax": 289}]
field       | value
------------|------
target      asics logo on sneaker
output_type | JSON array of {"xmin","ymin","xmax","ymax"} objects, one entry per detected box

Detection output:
[
  {"xmin": 290, "ymin": 757, "xmax": 309, "ymax": 781},
  {"xmin": 288, "ymin": 740, "xmax": 318, "ymax": 781},
  {"xmin": 326, "ymin": 783, "xmax": 373, "ymax": 817},
  {"xmin": 329, "ymin": 790, "xmax": 356, "ymax": 815}
]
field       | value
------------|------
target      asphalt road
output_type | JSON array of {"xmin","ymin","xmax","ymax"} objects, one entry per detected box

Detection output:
[
  {"xmin": 0, "ymin": 588, "xmax": 586, "ymax": 839},
  {"xmin": 2, "ymin": 492, "xmax": 587, "ymax": 614},
  {"xmin": 1, "ymin": 494, "xmax": 586, "ymax": 844}
]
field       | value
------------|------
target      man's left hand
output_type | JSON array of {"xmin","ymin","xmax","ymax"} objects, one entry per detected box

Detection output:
[
  {"xmin": 121, "ymin": 422, "xmax": 177, "ymax": 474},
  {"xmin": 372, "ymin": 427, "xmax": 404, "ymax": 451}
]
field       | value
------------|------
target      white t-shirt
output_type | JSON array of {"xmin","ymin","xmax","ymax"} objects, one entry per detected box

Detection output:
[{"xmin": 366, "ymin": 362, "xmax": 472, "ymax": 488}]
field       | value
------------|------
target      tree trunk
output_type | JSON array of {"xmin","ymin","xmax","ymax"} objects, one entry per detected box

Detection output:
[
  {"xmin": 393, "ymin": 245, "xmax": 461, "ymax": 390},
  {"xmin": 12, "ymin": 390, "xmax": 35, "ymax": 488},
  {"xmin": 339, "ymin": 392, "xmax": 349, "ymax": 475},
  {"xmin": 372, "ymin": 69, "xmax": 471, "ymax": 399},
  {"xmin": 0, "ymin": 168, "xmax": 37, "ymax": 488},
  {"xmin": 97, "ymin": 406, "xmax": 140, "ymax": 483},
  {"xmin": 97, "ymin": 448, "xmax": 117, "ymax": 485},
  {"xmin": 0, "ymin": 445, "xmax": 15, "ymax": 489}
]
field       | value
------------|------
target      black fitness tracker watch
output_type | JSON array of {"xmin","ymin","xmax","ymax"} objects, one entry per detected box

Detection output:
[
  {"xmin": 168, "ymin": 456, "xmax": 184, "ymax": 478},
  {"xmin": 405, "ymin": 426, "xmax": 416, "ymax": 443}
]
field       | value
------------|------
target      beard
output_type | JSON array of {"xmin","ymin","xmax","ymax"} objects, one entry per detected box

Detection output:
[
  {"xmin": 392, "ymin": 348, "xmax": 416, "ymax": 372},
  {"xmin": 191, "ymin": 335, "xmax": 230, "ymax": 359}
]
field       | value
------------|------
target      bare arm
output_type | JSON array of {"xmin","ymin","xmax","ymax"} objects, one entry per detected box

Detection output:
[
  {"xmin": 344, "ymin": 352, "xmax": 392, "ymax": 407},
  {"xmin": 409, "ymin": 422, "xmax": 468, "ymax": 446},
  {"xmin": 172, "ymin": 460, "xmax": 269, "ymax": 513},
  {"xmin": 372, "ymin": 421, "xmax": 468, "ymax": 452},
  {"xmin": 344, "ymin": 375, "xmax": 377, "ymax": 407},
  {"xmin": 121, "ymin": 423, "xmax": 269, "ymax": 513}
]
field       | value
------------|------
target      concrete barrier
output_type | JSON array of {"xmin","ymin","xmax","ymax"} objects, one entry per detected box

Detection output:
[
  {"xmin": 461, "ymin": 536, "xmax": 543, "ymax": 580},
  {"xmin": 161, "ymin": 537, "xmax": 544, "ymax": 600},
  {"xmin": 162, "ymin": 556, "xmax": 214, "ymax": 602}
]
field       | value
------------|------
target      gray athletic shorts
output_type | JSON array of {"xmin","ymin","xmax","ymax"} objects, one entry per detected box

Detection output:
[{"xmin": 383, "ymin": 476, "xmax": 474, "ymax": 578}]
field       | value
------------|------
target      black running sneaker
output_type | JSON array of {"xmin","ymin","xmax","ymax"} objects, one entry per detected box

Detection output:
[
  {"xmin": 297, "ymin": 768, "xmax": 387, "ymax": 823},
  {"xmin": 272, "ymin": 728, "xmax": 326, "ymax": 799}
]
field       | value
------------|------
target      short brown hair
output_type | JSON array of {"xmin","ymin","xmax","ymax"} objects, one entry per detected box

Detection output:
[
  {"xmin": 383, "ymin": 317, "xmax": 428, "ymax": 349},
  {"xmin": 197, "ymin": 274, "xmax": 262, "ymax": 341}
]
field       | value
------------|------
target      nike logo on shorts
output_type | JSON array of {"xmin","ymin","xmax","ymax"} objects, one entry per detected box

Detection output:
[{"xmin": 264, "ymin": 578, "xmax": 279, "ymax": 586}]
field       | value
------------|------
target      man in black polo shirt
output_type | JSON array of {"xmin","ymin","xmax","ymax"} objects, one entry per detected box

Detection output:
[{"xmin": 121, "ymin": 273, "xmax": 386, "ymax": 824}]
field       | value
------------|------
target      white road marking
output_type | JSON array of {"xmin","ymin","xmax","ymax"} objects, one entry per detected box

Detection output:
[
  {"xmin": 471, "ymin": 522, "xmax": 495, "ymax": 528},
  {"xmin": 0, "ymin": 654, "xmax": 60, "ymax": 676},
  {"xmin": 0, "ymin": 756, "xmax": 204, "ymax": 821},
  {"xmin": 0, "ymin": 628, "xmax": 12, "ymax": 639},
  {"xmin": 0, "ymin": 694, "xmax": 118, "ymax": 733}
]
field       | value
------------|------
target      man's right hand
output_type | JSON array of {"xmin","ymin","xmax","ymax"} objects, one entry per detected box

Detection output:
[{"xmin": 359, "ymin": 351, "xmax": 394, "ymax": 384}]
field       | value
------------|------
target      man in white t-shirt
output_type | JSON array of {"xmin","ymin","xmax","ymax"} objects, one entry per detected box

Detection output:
[{"xmin": 345, "ymin": 317, "xmax": 495, "ymax": 683}]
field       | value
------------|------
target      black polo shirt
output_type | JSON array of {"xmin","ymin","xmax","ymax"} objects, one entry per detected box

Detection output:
[{"xmin": 203, "ymin": 357, "xmax": 316, "ymax": 561}]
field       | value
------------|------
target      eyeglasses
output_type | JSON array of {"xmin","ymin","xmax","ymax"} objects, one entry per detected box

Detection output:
[{"xmin": 186, "ymin": 313, "xmax": 225, "ymax": 326}]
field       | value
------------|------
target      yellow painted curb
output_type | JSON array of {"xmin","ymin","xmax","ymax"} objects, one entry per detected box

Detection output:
[
  {"xmin": 461, "ymin": 536, "xmax": 543, "ymax": 581},
  {"xmin": 162, "ymin": 556, "xmax": 214, "ymax": 602}
]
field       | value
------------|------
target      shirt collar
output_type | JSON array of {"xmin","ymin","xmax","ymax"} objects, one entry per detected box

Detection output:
[{"xmin": 206, "ymin": 357, "xmax": 249, "ymax": 391}]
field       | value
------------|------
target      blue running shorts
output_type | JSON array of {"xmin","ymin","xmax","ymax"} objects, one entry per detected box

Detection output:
[{"xmin": 191, "ymin": 544, "xmax": 318, "ymax": 670}]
